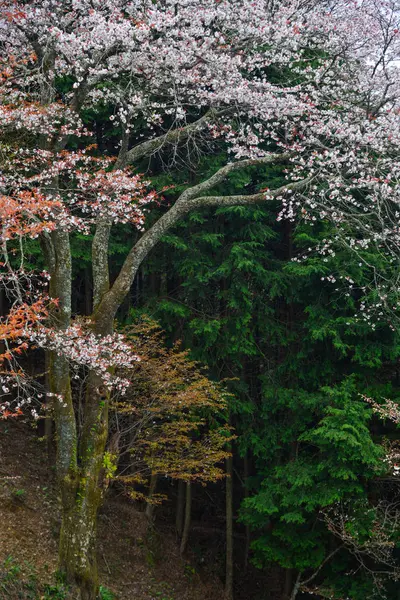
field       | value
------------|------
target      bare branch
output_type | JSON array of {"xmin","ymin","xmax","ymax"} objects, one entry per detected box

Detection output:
[
  {"xmin": 179, "ymin": 153, "xmax": 291, "ymax": 202},
  {"xmin": 301, "ymin": 546, "xmax": 344, "ymax": 588},
  {"xmin": 122, "ymin": 109, "xmax": 224, "ymax": 168}
]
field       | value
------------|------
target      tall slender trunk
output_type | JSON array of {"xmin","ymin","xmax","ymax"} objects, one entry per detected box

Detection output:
[
  {"xmin": 56, "ymin": 214, "xmax": 116, "ymax": 599},
  {"xmin": 145, "ymin": 472, "xmax": 158, "ymax": 524},
  {"xmin": 176, "ymin": 479, "xmax": 185, "ymax": 537},
  {"xmin": 289, "ymin": 573, "xmax": 302, "ymax": 600},
  {"xmin": 284, "ymin": 568, "xmax": 294, "ymax": 599},
  {"xmin": 180, "ymin": 481, "xmax": 192, "ymax": 555},
  {"xmin": 44, "ymin": 350, "xmax": 53, "ymax": 461},
  {"xmin": 243, "ymin": 452, "xmax": 250, "ymax": 571},
  {"xmin": 225, "ymin": 455, "xmax": 233, "ymax": 600}
]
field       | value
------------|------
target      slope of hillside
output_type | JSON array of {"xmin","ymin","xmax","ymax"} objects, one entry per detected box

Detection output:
[{"xmin": 0, "ymin": 420, "xmax": 223, "ymax": 599}]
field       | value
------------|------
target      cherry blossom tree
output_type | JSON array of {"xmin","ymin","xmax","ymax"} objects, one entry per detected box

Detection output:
[{"xmin": 1, "ymin": 1, "xmax": 400, "ymax": 598}]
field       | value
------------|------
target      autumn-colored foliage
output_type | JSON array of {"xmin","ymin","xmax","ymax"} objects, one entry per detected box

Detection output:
[
  {"xmin": 0, "ymin": 296, "xmax": 53, "ymax": 418},
  {"xmin": 112, "ymin": 317, "xmax": 233, "ymax": 494}
]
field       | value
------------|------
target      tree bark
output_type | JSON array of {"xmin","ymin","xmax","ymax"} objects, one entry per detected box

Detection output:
[
  {"xmin": 176, "ymin": 480, "xmax": 185, "ymax": 537},
  {"xmin": 46, "ymin": 229, "xmax": 77, "ymax": 485},
  {"xmin": 243, "ymin": 452, "xmax": 250, "ymax": 571},
  {"xmin": 290, "ymin": 573, "xmax": 302, "ymax": 600},
  {"xmin": 57, "ymin": 369, "xmax": 108, "ymax": 600},
  {"xmin": 51, "ymin": 205, "xmax": 113, "ymax": 598},
  {"xmin": 44, "ymin": 349, "xmax": 53, "ymax": 461},
  {"xmin": 284, "ymin": 569, "xmax": 294, "ymax": 600},
  {"xmin": 145, "ymin": 472, "xmax": 158, "ymax": 524},
  {"xmin": 58, "ymin": 487, "xmax": 100, "ymax": 600},
  {"xmin": 225, "ymin": 455, "xmax": 234, "ymax": 600},
  {"xmin": 93, "ymin": 159, "xmax": 305, "ymax": 327},
  {"xmin": 46, "ymin": 227, "xmax": 109, "ymax": 600},
  {"xmin": 180, "ymin": 481, "xmax": 192, "ymax": 555}
]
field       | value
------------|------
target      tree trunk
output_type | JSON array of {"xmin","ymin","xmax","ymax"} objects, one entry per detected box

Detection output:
[
  {"xmin": 59, "ymin": 489, "xmax": 100, "ymax": 600},
  {"xmin": 176, "ymin": 479, "xmax": 185, "ymax": 537},
  {"xmin": 243, "ymin": 452, "xmax": 250, "ymax": 571},
  {"xmin": 44, "ymin": 349, "xmax": 54, "ymax": 461},
  {"xmin": 46, "ymin": 221, "xmax": 101, "ymax": 596},
  {"xmin": 145, "ymin": 472, "xmax": 158, "ymax": 524},
  {"xmin": 180, "ymin": 481, "xmax": 192, "ymax": 555},
  {"xmin": 84, "ymin": 267, "xmax": 92, "ymax": 316},
  {"xmin": 290, "ymin": 573, "xmax": 302, "ymax": 600},
  {"xmin": 284, "ymin": 568, "xmax": 294, "ymax": 599},
  {"xmin": 57, "ymin": 217, "xmax": 113, "ymax": 599},
  {"xmin": 225, "ymin": 455, "xmax": 234, "ymax": 600},
  {"xmin": 57, "ymin": 369, "xmax": 108, "ymax": 600}
]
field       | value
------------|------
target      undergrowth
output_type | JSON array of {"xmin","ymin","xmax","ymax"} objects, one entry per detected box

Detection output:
[{"xmin": 0, "ymin": 557, "xmax": 116, "ymax": 600}]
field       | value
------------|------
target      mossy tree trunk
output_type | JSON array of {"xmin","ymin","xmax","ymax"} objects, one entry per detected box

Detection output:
[
  {"xmin": 58, "ymin": 484, "xmax": 100, "ymax": 600},
  {"xmin": 56, "ymin": 366, "xmax": 109, "ymax": 600},
  {"xmin": 51, "ymin": 216, "xmax": 116, "ymax": 599},
  {"xmin": 46, "ymin": 227, "xmax": 110, "ymax": 600}
]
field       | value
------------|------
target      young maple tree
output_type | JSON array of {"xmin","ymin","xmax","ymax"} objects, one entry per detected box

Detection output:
[
  {"xmin": 114, "ymin": 318, "xmax": 231, "ymax": 486},
  {"xmin": 105, "ymin": 316, "xmax": 232, "ymax": 526},
  {"xmin": 1, "ymin": 1, "xmax": 400, "ymax": 598}
]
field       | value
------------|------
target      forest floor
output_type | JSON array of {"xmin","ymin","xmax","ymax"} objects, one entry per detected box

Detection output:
[{"xmin": 0, "ymin": 420, "xmax": 224, "ymax": 600}]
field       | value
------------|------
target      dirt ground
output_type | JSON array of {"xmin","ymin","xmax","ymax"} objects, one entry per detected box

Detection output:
[{"xmin": 0, "ymin": 420, "xmax": 223, "ymax": 599}]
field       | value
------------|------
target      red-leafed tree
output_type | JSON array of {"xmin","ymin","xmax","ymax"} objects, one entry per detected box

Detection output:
[{"xmin": 1, "ymin": 1, "xmax": 400, "ymax": 598}]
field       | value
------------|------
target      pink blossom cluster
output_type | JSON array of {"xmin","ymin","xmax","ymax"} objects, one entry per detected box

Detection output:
[
  {"xmin": 0, "ymin": 0, "xmax": 400, "ymax": 387},
  {"xmin": 0, "ymin": 149, "xmax": 156, "ymax": 237},
  {"xmin": 0, "ymin": 374, "xmax": 40, "ymax": 420},
  {"xmin": 31, "ymin": 323, "xmax": 140, "ymax": 393},
  {"xmin": 72, "ymin": 169, "xmax": 156, "ymax": 228},
  {"xmin": 362, "ymin": 395, "xmax": 400, "ymax": 424},
  {"xmin": 362, "ymin": 395, "xmax": 400, "ymax": 475},
  {"xmin": 0, "ymin": 102, "xmax": 89, "ymax": 139},
  {"xmin": 1, "ymin": 0, "xmax": 399, "ymax": 156}
]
